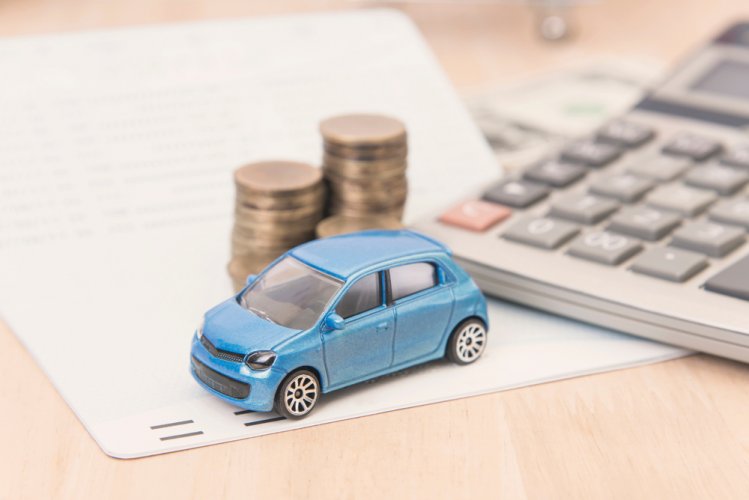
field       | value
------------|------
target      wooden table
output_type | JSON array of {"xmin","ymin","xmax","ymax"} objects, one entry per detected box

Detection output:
[{"xmin": 2, "ymin": 1, "xmax": 748, "ymax": 498}]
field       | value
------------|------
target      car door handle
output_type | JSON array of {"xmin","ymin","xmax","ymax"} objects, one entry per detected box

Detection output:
[{"xmin": 376, "ymin": 322, "xmax": 389, "ymax": 332}]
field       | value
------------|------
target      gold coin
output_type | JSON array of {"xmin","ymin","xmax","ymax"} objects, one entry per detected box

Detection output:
[
  {"xmin": 324, "ymin": 141, "xmax": 407, "ymax": 161},
  {"xmin": 319, "ymin": 114, "xmax": 407, "ymax": 147},
  {"xmin": 236, "ymin": 184, "xmax": 326, "ymax": 210},
  {"xmin": 227, "ymin": 255, "xmax": 274, "ymax": 280},
  {"xmin": 322, "ymin": 161, "xmax": 407, "ymax": 182},
  {"xmin": 234, "ymin": 202, "xmax": 325, "ymax": 224},
  {"xmin": 325, "ymin": 173, "xmax": 407, "ymax": 192},
  {"xmin": 328, "ymin": 202, "xmax": 404, "ymax": 220},
  {"xmin": 316, "ymin": 215, "xmax": 404, "ymax": 238},
  {"xmin": 231, "ymin": 230, "xmax": 313, "ymax": 252},
  {"xmin": 234, "ymin": 161, "xmax": 322, "ymax": 196}
]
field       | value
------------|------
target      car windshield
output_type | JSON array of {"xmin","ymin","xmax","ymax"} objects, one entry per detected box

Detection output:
[{"xmin": 240, "ymin": 256, "xmax": 342, "ymax": 330}]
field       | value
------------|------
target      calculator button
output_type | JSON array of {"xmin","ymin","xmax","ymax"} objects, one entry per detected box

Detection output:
[
  {"xmin": 645, "ymin": 185, "xmax": 718, "ymax": 216},
  {"xmin": 720, "ymin": 145, "xmax": 749, "ymax": 169},
  {"xmin": 567, "ymin": 231, "xmax": 643, "ymax": 265},
  {"xmin": 662, "ymin": 132, "xmax": 722, "ymax": 161},
  {"xmin": 560, "ymin": 140, "xmax": 622, "ymax": 168},
  {"xmin": 439, "ymin": 200, "xmax": 512, "ymax": 232},
  {"xmin": 670, "ymin": 221, "xmax": 745, "ymax": 257},
  {"xmin": 589, "ymin": 174, "xmax": 655, "ymax": 203},
  {"xmin": 630, "ymin": 247, "xmax": 708, "ymax": 282},
  {"xmin": 704, "ymin": 254, "xmax": 749, "ymax": 301},
  {"xmin": 549, "ymin": 194, "xmax": 620, "ymax": 225},
  {"xmin": 684, "ymin": 165, "xmax": 749, "ymax": 195},
  {"xmin": 596, "ymin": 120, "xmax": 655, "ymax": 148},
  {"xmin": 502, "ymin": 217, "xmax": 580, "ymax": 250},
  {"xmin": 608, "ymin": 207, "xmax": 681, "ymax": 241},
  {"xmin": 523, "ymin": 160, "xmax": 586, "ymax": 187},
  {"xmin": 482, "ymin": 180, "xmax": 549, "ymax": 208},
  {"xmin": 708, "ymin": 198, "xmax": 749, "ymax": 229},
  {"xmin": 625, "ymin": 154, "xmax": 692, "ymax": 182}
]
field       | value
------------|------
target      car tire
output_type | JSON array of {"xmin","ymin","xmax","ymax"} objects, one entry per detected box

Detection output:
[
  {"xmin": 446, "ymin": 318, "xmax": 487, "ymax": 365},
  {"xmin": 274, "ymin": 369, "xmax": 320, "ymax": 419}
]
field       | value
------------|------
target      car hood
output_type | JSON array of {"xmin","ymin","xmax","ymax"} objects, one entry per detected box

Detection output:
[{"xmin": 202, "ymin": 297, "xmax": 301, "ymax": 353}]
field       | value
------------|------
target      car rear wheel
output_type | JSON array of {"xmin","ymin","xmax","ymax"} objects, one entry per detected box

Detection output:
[
  {"xmin": 274, "ymin": 369, "xmax": 320, "ymax": 419},
  {"xmin": 446, "ymin": 318, "xmax": 487, "ymax": 365}
]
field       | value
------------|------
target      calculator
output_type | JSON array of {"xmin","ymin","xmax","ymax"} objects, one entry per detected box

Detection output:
[{"xmin": 415, "ymin": 22, "xmax": 749, "ymax": 362}]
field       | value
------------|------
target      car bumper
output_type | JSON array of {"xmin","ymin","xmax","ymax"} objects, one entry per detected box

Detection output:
[{"xmin": 189, "ymin": 334, "xmax": 286, "ymax": 412}]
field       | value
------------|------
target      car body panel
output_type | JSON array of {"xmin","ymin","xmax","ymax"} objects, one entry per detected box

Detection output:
[{"xmin": 189, "ymin": 230, "xmax": 488, "ymax": 412}]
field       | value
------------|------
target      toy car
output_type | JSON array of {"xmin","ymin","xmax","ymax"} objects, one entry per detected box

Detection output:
[{"xmin": 190, "ymin": 230, "xmax": 488, "ymax": 419}]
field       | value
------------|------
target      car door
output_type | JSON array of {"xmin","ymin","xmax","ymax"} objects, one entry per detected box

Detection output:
[
  {"xmin": 321, "ymin": 271, "xmax": 394, "ymax": 388},
  {"xmin": 389, "ymin": 261, "xmax": 453, "ymax": 365}
]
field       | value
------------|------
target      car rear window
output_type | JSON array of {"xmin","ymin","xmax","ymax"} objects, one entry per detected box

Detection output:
[{"xmin": 389, "ymin": 262, "xmax": 438, "ymax": 301}]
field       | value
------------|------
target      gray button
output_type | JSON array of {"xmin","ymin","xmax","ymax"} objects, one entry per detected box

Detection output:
[
  {"xmin": 590, "ymin": 174, "xmax": 655, "ymax": 202},
  {"xmin": 684, "ymin": 165, "xmax": 749, "ymax": 195},
  {"xmin": 549, "ymin": 193, "xmax": 620, "ymax": 224},
  {"xmin": 482, "ymin": 179, "xmax": 549, "ymax": 208},
  {"xmin": 625, "ymin": 154, "xmax": 692, "ymax": 182},
  {"xmin": 523, "ymin": 160, "xmax": 586, "ymax": 187},
  {"xmin": 567, "ymin": 231, "xmax": 643, "ymax": 265},
  {"xmin": 502, "ymin": 216, "xmax": 580, "ymax": 249},
  {"xmin": 704, "ymin": 254, "xmax": 749, "ymax": 301},
  {"xmin": 670, "ymin": 221, "xmax": 745, "ymax": 257},
  {"xmin": 709, "ymin": 198, "xmax": 749, "ymax": 229},
  {"xmin": 608, "ymin": 206, "xmax": 681, "ymax": 241},
  {"xmin": 561, "ymin": 140, "xmax": 622, "ymax": 167},
  {"xmin": 645, "ymin": 184, "xmax": 717, "ymax": 216},
  {"xmin": 630, "ymin": 247, "xmax": 708, "ymax": 282},
  {"xmin": 596, "ymin": 120, "xmax": 654, "ymax": 148},
  {"xmin": 662, "ymin": 132, "xmax": 722, "ymax": 161},
  {"xmin": 720, "ymin": 145, "xmax": 749, "ymax": 170}
]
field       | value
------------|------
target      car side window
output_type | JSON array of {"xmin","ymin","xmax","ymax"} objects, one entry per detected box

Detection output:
[
  {"xmin": 389, "ymin": 262, "xmax": 438, "ymax": 301},
  {"xmin": 336, "ymin": 273, "xmax": 382, "ymax": 319}
]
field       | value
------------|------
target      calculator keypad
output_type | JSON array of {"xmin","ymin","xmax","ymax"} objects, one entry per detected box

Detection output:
[
  {"xmin": 630, "ymin": 247, "xmax": 708, "ymax": 282},
  {"xmin": 720, "ymin": 145, "xmax": 749, "ymax": 169},
  {"xmin": 567, "ymin": 231, "xmax": 643, "ymax": 265},
  {"xmin": 549, "ymin": 194, "xmax": 620, "ymax": 224},
  {"xmin": 438, "ymin": 200, "xmax": 512, "ymax": 232},
  {"xmin": 662, "ymin": 132, "xmax": 722, "ymax": 161},
  {"xmin": 625, "ymin": 154, "xmax": 692, "ymax": 181},
  {"xmin": 684, "ymin": 165, "xmax": 749, "ymax": 195},
  {"xmin": 502, "ymin": 217, "xmax": 579, "ymax": 250},
  {"xmin": 708, "ymin": 198, "xmax": 749, "ymax": 229},
  {"xmin": 561, "ymin": 140, "xmax": 622, "ymax": 167},
  {"xmin": 670, "ymin": 221, "xmax": 745, "ymax": 257},
  {"xmin": 645, "ymin": 185, "xmax": 718, "ymax": 216},
  {"xmin": 607, "ymin": 206, "xmax": 682, "ymax": 241},
  {"xmin": 590, "ymin": 173, "xmax": 655, "ymax": 203},
  {"xmin": 523, "ymin": 160, "xmax": 586, "ymax": 187},
  {"xmin": 596, "ymin": 120, "xmax": 655, "ymax": 148}
]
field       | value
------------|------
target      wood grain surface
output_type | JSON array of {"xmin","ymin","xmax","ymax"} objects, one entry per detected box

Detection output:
[{"xmin": 1, "ymin": 1, "xmax": 749, "ymax": 498}]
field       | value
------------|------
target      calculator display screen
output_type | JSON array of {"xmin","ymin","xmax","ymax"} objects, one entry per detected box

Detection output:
[{"xmin": 690, "ymin": 59, "xmax": 749, "ymax": 100}]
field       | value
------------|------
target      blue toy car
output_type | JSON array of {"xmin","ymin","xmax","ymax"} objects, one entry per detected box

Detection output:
[{"xmin": 190, "ymin": 230, "xmax": 488, "ymax": 419}]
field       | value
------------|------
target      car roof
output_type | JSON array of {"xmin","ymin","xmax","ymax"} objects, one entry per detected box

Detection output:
[{"xmin": 289, "ymin": 230, "xmax": 451, "ymax": 280}]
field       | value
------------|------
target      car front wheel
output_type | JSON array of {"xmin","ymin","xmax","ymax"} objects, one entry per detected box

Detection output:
[
  {"xmin": 446, "ymin": 318, "xmax": 487, "ymax": 365},
  {"xmin": 274, "ymin": 369, "xmax": 320, "ymax": 419}
]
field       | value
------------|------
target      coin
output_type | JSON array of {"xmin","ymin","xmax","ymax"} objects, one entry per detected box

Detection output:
[
  {"xmin": 234, "ymin": 202, "xmax": 325, "ymax": 224},
  {"xmin": 316, "ymin": 215, "xmax": 404, "ymax": 238},
  {"xmin": 324, "ymin": 141, "xmax": 408, "ymax": 161},
  {"xmin": 234, "ymin": 161, "xmax": 323, "ymax": 197},
  {"xmin": 320, "ymin": 114, "xmax": 407, "ymax": 147},
  {"xmin": 236, "ymin": 184, "xmax": 326, "ymax": 210}
]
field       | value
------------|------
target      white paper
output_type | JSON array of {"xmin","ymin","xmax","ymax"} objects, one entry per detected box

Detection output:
[{"xmin": 0, "ymin": 10, "xmax": 687, "ymax": 458}]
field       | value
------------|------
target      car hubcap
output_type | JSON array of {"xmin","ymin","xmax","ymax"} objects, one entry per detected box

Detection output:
[
  {"xmin": 285, "ymin": 373, "xmax": 318, "ymax": 416},
  {"xmin": 456, "ymin": 323, "xmax": 486, "ymax": 362}
]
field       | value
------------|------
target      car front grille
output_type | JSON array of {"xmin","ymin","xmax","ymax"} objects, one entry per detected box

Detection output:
[
  {"xmin": 191, "ymin": 356, "xmax": 250, "ymax": 399},
  {"xmin": 200, "ymin": 335, "xmax": 246, "ymax": 363}
]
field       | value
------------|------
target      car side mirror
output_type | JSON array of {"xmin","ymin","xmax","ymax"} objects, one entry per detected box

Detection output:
[
  {"xmin": 325, "ymin": 313, "xmax": 345, "ymax": 331},
  {"xmin": 245, "ymin": 274, "xmax": 258, "ymax": 286}
]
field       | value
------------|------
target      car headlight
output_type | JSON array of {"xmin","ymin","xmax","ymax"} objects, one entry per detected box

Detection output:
[
  {"xmin": 196, "ymin": 318, "xmax": 205, "ymax": 340},
  {"xmin": 245, "ymin": 351, "xmax": 277, "ymax": 370}
]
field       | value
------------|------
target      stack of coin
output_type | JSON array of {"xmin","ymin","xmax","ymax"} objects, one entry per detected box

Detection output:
[
  {"xmin": 316, "ymin": 214, "xmax": 404, "ymax": 239},
  {"xmin": 320, "ymin": 114, "xmax": 408, "ymax": 220},
  {"xmin": 229, "ymin": 160, "xmax": 325, "ymax": 290}
]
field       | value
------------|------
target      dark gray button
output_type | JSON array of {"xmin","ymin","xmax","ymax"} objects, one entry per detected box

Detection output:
[
  {"xmin": 549, "ymin": 193, "xmax": 620, "ymax": 224},
  {"xmin": 523, "ymin": 160, "xmax": 586, "ymax": 187},
  {"xmin": 704, "ymin": 254, "xmax": 749, "ymax": 301},
  {"xmin": 590, "ymin": 174, "xmax": 655, "ymax": 203},
  {"xmin": 630, "ymin": 247, "xmax": 708, "ymax": 282},
  {"xmin": 625, "ymin": 154, "xmax": 692, "ymax": 182},
  {"xmin": 662, "ymin": 132, "xmax": 722, "ymax": 161},
  {"xmin": 684, "ymin": 165, "xmax": 749, "ymax": 195},
  {"xmin": 645, "ymin": 185, "xmax": 717, "ymax": 216},
  {"xmin": 709, "ymin": 198, "xmax": 749, "ymax": 229},
  {"xmin": 560, "ymin": 140, "xmax": 622, "ymax": 168},
  {"xmin": 596, "ymin": 120, "xmax": 655, "ymax": 148},
  {"xmin": 608, "ymin": 206, "xmax": 681, "ymax": 241},
  {"xmin": 567, "ymin": 231, "xmax": 643, "ymax": 265},
  {"xmin": 670, "ymin": 221, "xmax": 745, "ymax": 257},
  {"xmin": 482, "ymin": 180, "xmax": 549, "ymax": 208},
  {"xmin": 720, "ymin": 145, "xmax": 749, "ymax": 169},
  {"xmin": 502, "ymin": 216, "xmax": 580, "ymax": 249}
]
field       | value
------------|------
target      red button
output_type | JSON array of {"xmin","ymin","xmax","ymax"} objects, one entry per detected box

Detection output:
[{"xmin": 439, "ymin": 200, "xmax": 512, "ymax": 232}]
